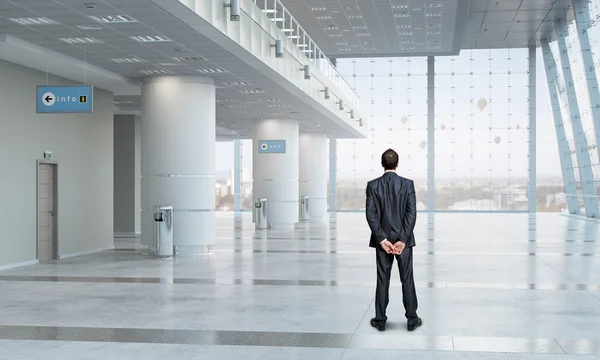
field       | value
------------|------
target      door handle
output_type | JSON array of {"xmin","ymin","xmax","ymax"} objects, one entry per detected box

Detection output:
[{"xmin": 50, "ymin": 210, "xmax": 55, "ymax": 216}]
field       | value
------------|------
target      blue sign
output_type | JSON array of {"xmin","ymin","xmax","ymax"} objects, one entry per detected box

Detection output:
[
  {"xmin": 37, "ymin": 85, "xmax": 93, "ymax": 114},
  {"xmin": 258, "ymin": 140, "xmax": 286, "ymax": 154}
]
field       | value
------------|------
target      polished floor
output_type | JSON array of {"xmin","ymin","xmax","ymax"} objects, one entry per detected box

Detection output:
[{"xmin": 1, "ymin": 212, "xmax": 599, "ymax": 359}]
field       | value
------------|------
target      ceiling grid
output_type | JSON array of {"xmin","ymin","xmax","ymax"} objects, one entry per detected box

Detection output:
[{"xmin": 277, "ymin": 0, "xmax": 574, "ymax": 57}]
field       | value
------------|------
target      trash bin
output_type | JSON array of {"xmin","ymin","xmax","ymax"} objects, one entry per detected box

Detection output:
[
  {"xmin": 153, "ymin": 205, "xmax": 173, "ymax": 258},
  {"xmin": 254, "ymin": 198, "xmax": 268, "ymax": 230},
  {"xmin": 300, "ymin": 196, "xmax": 310, "ymax": 221}
]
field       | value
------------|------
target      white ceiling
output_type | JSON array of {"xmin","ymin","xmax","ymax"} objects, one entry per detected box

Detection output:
[
  {"xmin": 276, "ymin": 0, "xmax": 574, "ymax": 57},
  {"xmin": 0, "ymin": 0, "xmax": 361, "ymax": 138}
]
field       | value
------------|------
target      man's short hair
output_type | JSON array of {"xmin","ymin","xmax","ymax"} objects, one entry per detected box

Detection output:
[{"xmin": 381, "ymin": 149, "xmax": 399, "ymax": 170}]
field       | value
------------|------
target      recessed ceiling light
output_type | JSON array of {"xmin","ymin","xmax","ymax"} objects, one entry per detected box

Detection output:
[
  {"xmin": 77, "ymin": 24, "xmax": 102, "ymax": 30},
  {"xmin": 224, "ymin": 81, "xmax": 248, "ymax": 86},
  {"xmin": 310, "ymin": 7, "xmax": 326, "ymax": 11},
  {"xmin": 392, "ymin": 5, "xmax": 409, "ymax": 9},
  {"xmin": 335, "ymin": 42, "xmax": 347, "ymax": 45},
  {"xmin": 353, "ymin": 26, "xmax": 367, "ymax": 29},
  {"xmin": 268, "ymin": 104, "xmax": 288, "ymax": 108},
  {"xmin": 398, "ymin": 32, "xmax": 413, "ymax": 35},
  {"xmin": 216, "ymin": 99, "xmax": 236, "ymax": 103},
  {"xmin": 175, "ymin": 56, "xmax": 205, "ymax": 62},
  {"xmin": 229, "ymin": 105, "xmax": 249, "ymax": 108},
  {"xmin": 426, "ymin": 13, "xmax": 442, "ymax": 17},
  {"xmin": 111, "ymin": 57, "xmax": 145, "ymax": 63},
  {"xmin": 260, "ymin": 98, "xmax": 278, "ymax": 102},
  {"xmin": 343, "ymin": 6, "xmax": 356, "ymax": 10},
  {"xmin": 158, "ymin": 63, "xmax": 179, "ymax": 66},
  {"xmin": 59, "ymin": 37, "xmax": 102, "ymax": 44},
  {"xmin": 428, "ymin": 24, "xmax": 441, "ymax": 27},
  {"xmin": 317, "ymin": 16, "xmax": 332, "ymax": 20},
  {"xmin": 427, "ymin": 31, "xmax": 441, "ymax": 35},
  {"xmin": 357, "ymin": 33, "xmax": 370, "ymax": 36},
  {"xmin": 8, "ymin": 17, "xmax": 58, "ymax": 25},
  {"xmin": 427, "ymin": 4, "xmax": 442, "ymax": 8},
  {"xmin": 394, "ymin": 13, "xmax": 410, "ymax": 18},
  {"xmin": 197, "ymin": 68, "xmax": 225, "ymax": 73},
  {"xmin": 396, "ymin": 24, "xmax": 411, "ymax": 28},
  {"xmin": 327, "ymin": 25, "xmax": 338, "ymax": 29},
  {"xmin": 89, "ymin": 15, "xmax": 136, "ymax": 23},
  {"xmin": 139, "ymin": 69, "xmax": 172, "ymax": 75},
  {"xmin": 329, "ymin": 34, "xmax": 343, "ymax": 37},
  {"xmin": 241, "ymin": 89, "xmax": 264, "ymax": 94},
  {"xmin": 130, "ymin": 35, "xmax": 171, "ymax": 43}
]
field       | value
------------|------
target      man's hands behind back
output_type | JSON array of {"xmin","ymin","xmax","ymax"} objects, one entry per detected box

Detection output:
[{"xmin": 381, "ymin": 240, "xmax": 406, "ymax": 255}]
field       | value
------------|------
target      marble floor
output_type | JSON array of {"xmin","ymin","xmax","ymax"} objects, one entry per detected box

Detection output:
[{"xmin": 1, "ymin": 212, "xmax": 600, "ymax": 359}]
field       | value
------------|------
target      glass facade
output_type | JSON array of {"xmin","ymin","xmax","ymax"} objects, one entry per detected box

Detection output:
[
  {"xmin": 434, "ymin": 49, "xmax": 530, "ymax": 211},
  {"xmin": 335, "ymin": 58, "xmax": 429, "ymax": 211},
  {"xmin": 213, "ymin": 0, "xmax": 600, "ymax": 218}
]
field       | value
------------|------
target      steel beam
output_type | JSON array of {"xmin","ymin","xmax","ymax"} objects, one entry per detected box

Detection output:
[
  {"xmin": 541, "ymin": 40, "xmax": 581, "ymax": 214},
  {"xmin": 555, "ymin": 19, "xmax": 599, "ymax": 217}
]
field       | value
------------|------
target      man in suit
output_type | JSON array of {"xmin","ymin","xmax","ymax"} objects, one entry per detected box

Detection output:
[{"xmin": 366, "ymin": 148, "xmax": 421, "ymax": 332}]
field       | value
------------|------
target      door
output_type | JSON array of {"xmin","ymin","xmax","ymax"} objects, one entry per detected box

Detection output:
[{"xmin": 37, "ymin": 163, "xmax": 56, "ymax": 262}]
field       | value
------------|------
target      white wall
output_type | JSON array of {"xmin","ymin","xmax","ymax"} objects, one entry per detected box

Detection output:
[{"xmin": 0, "ymin": 59, "xmax": 114, "ymax": 267}]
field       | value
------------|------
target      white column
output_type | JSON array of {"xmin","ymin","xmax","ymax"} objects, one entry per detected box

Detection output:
[
  {"xmin": 427, "ymin": 56, "xmax": 435, "ymax": 211},
  {"xmin": 299, "ymin": 133, "xmax": 328, "ymax": 220},
  {"xmin": 253, "ymin": 119, "xmax": 299, "ymax": 230},
  {"xmin": 140, "ymin": 76, "xmax": 216, "ymax": 254},
  {"xmin": 528, "ymin": 46, "xmax": 537, "ymax": 213},
  {"xmin": 328, "ymin": 139, "xmax": 337, "ymax": 212}
]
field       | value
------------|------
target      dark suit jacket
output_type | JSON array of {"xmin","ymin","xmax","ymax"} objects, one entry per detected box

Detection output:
[{"xmin": 366, "ymin": 172, "xmax": 417, "ymax": 248}]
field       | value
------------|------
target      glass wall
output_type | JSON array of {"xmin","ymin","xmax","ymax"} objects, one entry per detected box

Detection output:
[
  {"xmin": 434, "ymin": 49, "xmax": 530, "ymax": 211},
  {"xmin": 215, "ymin": 141, "xmax": 235, "ymax": 211},
  {"xmin": 336, "ymin": 57, "xmax": 429, "ymax": 210}
]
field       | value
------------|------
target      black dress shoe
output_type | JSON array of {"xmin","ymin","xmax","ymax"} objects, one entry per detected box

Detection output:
[
  {"xmin": 370, "ymin": 318, "xmax": 385, "ymax": 331},
  {"xmin": 407, "ymin": 318, "xmax": 422, "ymax": 331}
]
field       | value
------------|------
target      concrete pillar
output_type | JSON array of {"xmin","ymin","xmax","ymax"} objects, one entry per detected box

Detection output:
[
  {"xmin": 299, "ymin": 133, "xmax": 328, "ymax": 220},
  {"xmin": 140, "ymin": 76, "xmax": 216, "ymax": 254},
  {"xmin": 253, "ymin": 119, "xmax": 299, "ymax": 230}
]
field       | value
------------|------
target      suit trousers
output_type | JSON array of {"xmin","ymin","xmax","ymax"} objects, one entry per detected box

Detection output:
[{"xmin": 374, "ymin": 245, "xmax": 419, "ymax": 325}]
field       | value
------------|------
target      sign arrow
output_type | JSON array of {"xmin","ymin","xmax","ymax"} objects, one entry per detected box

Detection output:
[{"xmin": 41, "ymin": 91, "xmax": 56, "ymax": 107}]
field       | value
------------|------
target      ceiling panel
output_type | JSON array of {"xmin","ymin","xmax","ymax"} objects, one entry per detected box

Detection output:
[
  {"xmin": 276, "ymin": 0, "xmax": 574, "ymax": 57},
  {"xmin": 276, "ymin": 0, "xmax": 467, "ymax": 57}
]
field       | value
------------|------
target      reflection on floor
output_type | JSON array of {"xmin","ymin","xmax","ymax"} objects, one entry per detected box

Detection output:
[{"xmin": 0, "ymin": 212, "xmax": 599, "ymax": 359}]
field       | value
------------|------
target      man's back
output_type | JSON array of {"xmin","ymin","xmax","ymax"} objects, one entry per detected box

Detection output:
[{"xmin": 366, "ymin": 172, "xmax": 416, "ymax": 248}]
